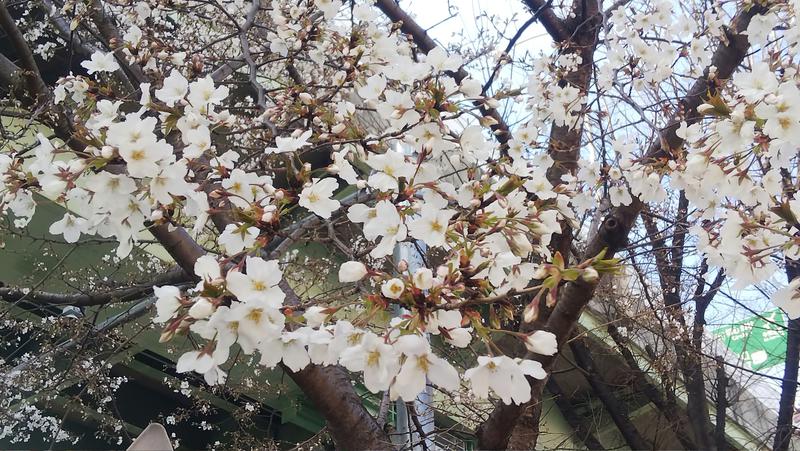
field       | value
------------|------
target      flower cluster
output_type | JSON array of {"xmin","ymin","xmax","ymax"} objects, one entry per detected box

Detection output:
[{"xmin": 3, "ymin": 0, "xmax": 800, "ymax": 411}]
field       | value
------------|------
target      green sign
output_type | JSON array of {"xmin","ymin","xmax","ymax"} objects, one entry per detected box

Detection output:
[{"xmin": 714, "ymin": 309, "xmax": 787, "ymax": 371}]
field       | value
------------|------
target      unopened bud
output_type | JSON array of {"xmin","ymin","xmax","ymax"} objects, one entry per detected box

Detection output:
[
  {"xmin": 765, "ymin": 93, "xmax": 779, "ymax": 105},
  {"xmin": 298, "ymin": 92, "xmax": 313, "ymax": 104},
  {"xmin": 581, "ymin": 267, "xmax": 599, "ymax": 282},
  {"xmin": 101, "ymin": 146, "xmax": 114, "ymax": 159},
  {"xmin": 479, "ymin": 116, "xmax": 499, "ymax": 127},
  {"xmin": 159, "ymin": 328, "xmax": 175, "ymax": 343},
  {"xmin": 522, "ymin": 301, "xmax": 538, "ymax": 323},
  {"xmin": 696, "ymin": 103, "xmax": 714, "ymax": 115},
  {"xmin": 150, "ymin": 210, "xmax": 164, "ymax": 222},
  {"xmin": 188, "ymin": 298, "xmax": 215, "ymax": 319}
]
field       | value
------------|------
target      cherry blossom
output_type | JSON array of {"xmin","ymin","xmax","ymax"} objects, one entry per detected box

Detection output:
[
  {"xmin": 339, "ymin": 332, "xmax": 399, "ymax": 393},
  {"xmin": 390, "ymin": 334, "xmax": 459, "ymax": 401},
  {"xmin": 48, "ymin": 213, "xmax": 87, "ymax": 243},
  {"xmin": 299, "ymin": 178, "xmax": 341, "ymax": 218},
  {"xmin": 80, "ymin": 51, "xmax": 120, "ymax": 74},
  {"xmin": 7, "ymin": 0, "xmax": 800, "ymax": 439},
  {"xmin": 225, "ymin": 257, "xmax": 285, "ymax": 307}
]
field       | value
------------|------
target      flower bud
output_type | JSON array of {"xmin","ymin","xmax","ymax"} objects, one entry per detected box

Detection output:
[
  {"xmin": 101, "ymin": 146, "xmax": 115, "ymax": 159},
  {"xmin": 581, "ymin": 267, "xmax": 599, "ymax": 282},
  {"xmin": 524, "ymin": 330, "xmax": 558, "ymax": 356},
  {"xmin": 188, "ymin": 298, "xmax": 215, "ymax": 319},
  {"xmin": 533, "ymin": 265, "xmax": 549, "ymax": 280},
  {"xmin": 397, "ymin": 259, "xmax": 408, "ymax": 272},
  {"xmin": 522, "ymin": 301, "xmax": 538, "ymax": 323},
  {"xmin": 338, "ymin": 261, "xmax": 368, "ymax": 282},
  {"xmin": 150, "ymin": 210, "xmax": 164, "ymax": 222},
  {"xmin": 298, "ymin": 92, "xmax": 313, "ymax": 104},
  {"xmin": 413, "ymin": 268, "xmax": 434, "ymax": 290},
  {"xmin": 304, "ymin": 306, "xmax": 328, "ymax": 328},
  {"xmin": 696, "ymin": 103, "xmax": 715, "ymax": 115},
  {"xmin": 159, "ymin": 328, "xmax": 176, "ymax": 343}
]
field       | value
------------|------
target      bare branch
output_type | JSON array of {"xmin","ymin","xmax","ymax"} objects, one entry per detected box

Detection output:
[
  {"xmin": 521, "ymin": 0, "xmax": 570, "ymax": 42},
  {"xmin": 0, "ymin": 268, "xmax": 190, "ymax": 307}
]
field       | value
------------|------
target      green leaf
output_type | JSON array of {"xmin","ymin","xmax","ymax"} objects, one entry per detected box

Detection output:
[{"xmin": 561, "ymin": 268, "xmax": 580, "ymax": 281}]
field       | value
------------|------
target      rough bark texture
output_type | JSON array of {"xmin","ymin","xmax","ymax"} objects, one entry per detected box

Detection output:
[
  {"xmin": 288, "ymin": 365, "xmax": 393, "ymax": 450},
  {"xmin": 506, "ymin": 399, "xmax": 543, "ymax": 450}
]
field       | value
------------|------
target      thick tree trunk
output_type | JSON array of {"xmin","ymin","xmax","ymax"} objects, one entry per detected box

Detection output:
[
  {"xmin": 507, "ymin": 398, "xmax": 543, "ymax": 450},
  {"xmin": 774, "ymin": 259, "xmax": 800, "ymax": 451},
  {"xmin": 288, "ymin": 365, "xmax": 393, "ymax": 450}
]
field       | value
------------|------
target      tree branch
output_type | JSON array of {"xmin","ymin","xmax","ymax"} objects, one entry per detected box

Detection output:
[
  {"xmin": 607, "ymin": 324, "xmax": 696, "ymax": 449},
  {"xmin": 0, "ymin": 268, "xmax": 190, "ymax": 307},
  {"xmin": 570, "ymin": 338, "xmax": 650, "ymax": 450},
  {"xmin": 521, "ymin": 0, "xmax": 570, "ymax": 42},
  {"xmin": 86, "ymin": 0, "xmax": 146, "ymax": 87},
  {"xmin": 774, "ymin": 258, "xmax": 800, "ymax": 451},
  {"xmin": 546, "ymin": 377, "xmax": 605, "ymax": 449},
  {"xmin": 481, "ymin": 1, "xmax": 553, "ymax": 96},
  {"xmin": 714, "ymin": 356, "xmax": 728, "ymax": 451},
  {"xmin": 0, "ymin": 2, "xmax": 48, "ymax": 101}
]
